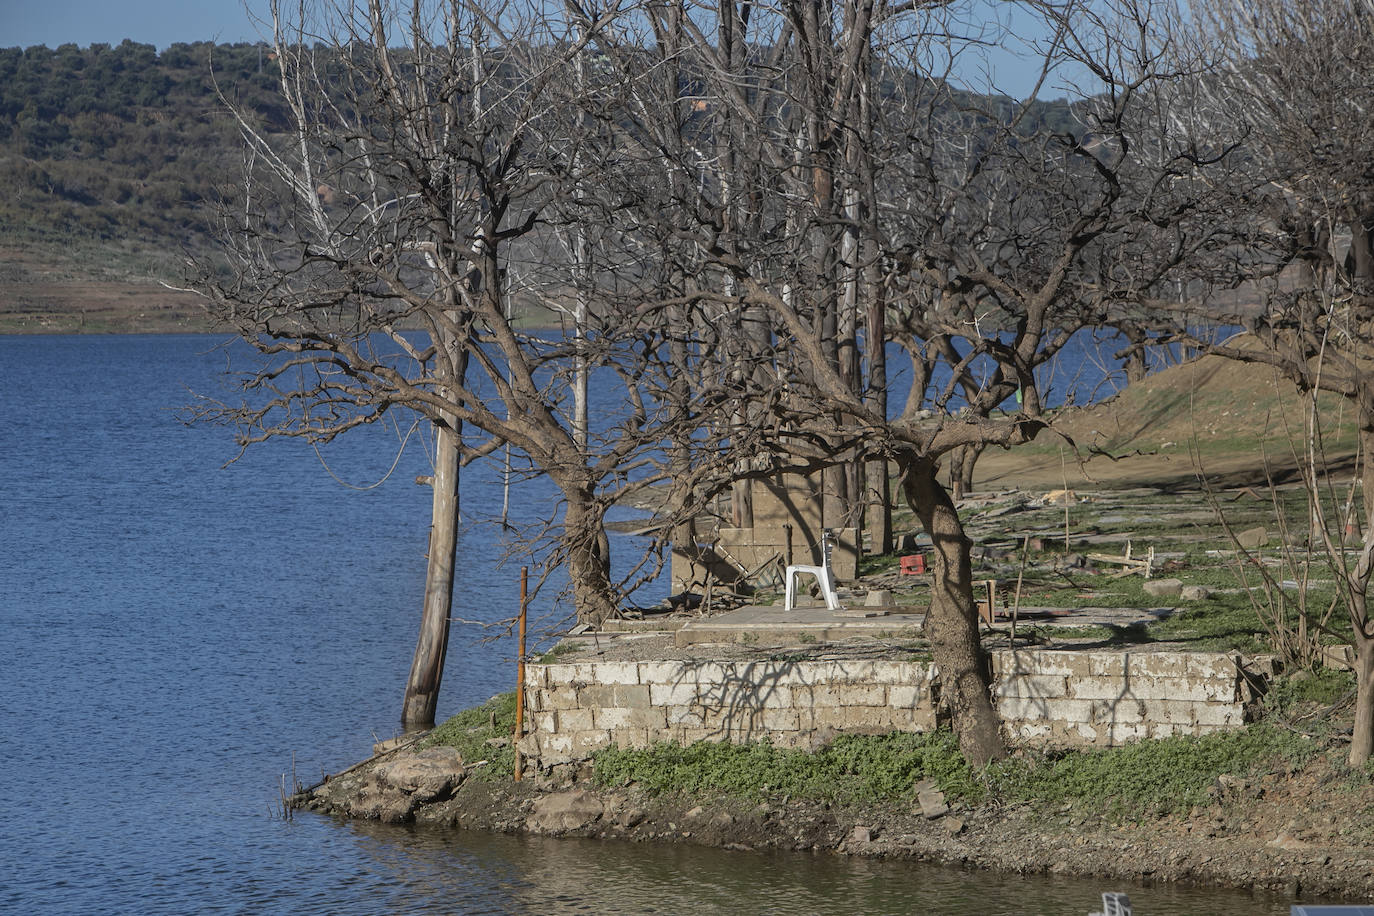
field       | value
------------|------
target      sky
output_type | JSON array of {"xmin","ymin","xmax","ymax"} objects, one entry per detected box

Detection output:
[
  {"xmin": 2, "ymin": 0, "xmax": 273, "ymax": 49},
  {"xmin": 0, "ymin": 0, "xmax": 1091, "ymax": 100}
]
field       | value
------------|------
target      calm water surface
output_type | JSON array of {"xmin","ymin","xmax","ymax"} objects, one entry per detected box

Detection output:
[{"xmin": 1, "ymin": 334, "xmax": 1288, "ymax": 914}]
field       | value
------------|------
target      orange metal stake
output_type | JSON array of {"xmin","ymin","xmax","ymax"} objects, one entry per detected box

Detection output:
[{"xmin": 514, "ymin": 566, "xmax": 528, "ymax": 782}]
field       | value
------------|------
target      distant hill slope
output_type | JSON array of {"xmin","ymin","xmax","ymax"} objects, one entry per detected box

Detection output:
[
  {"xmin": 0, "ymin": 41, "xmax": 1084, "ymax": 332},
  {"xmin": 977, "ymin": 345, "xmax": 1358, "ymax": 491},
  {"xmin": 0, "ymin": 41, "xmax": 282, "ymax": 255}
]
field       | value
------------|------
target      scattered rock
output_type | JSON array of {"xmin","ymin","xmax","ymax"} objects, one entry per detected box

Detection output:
[
  {"xmin": 943, "ymin": 817, "xmax": 966, "ymax": 835},
  {"xmin": 1142, "ymin": 577, "xmax": 1183, "ymax": 598},
  {"xmin": 850, "ymin": 825, "xmax": 873, "ymax": 844},
  {"xmin": 1180, "ymin": 585, "xmax": 1213, "ymax": 601},
  {"xmin": 916, "ymin": 779, "xmax": 949, "ymax": 819},
  {"xmin": 1237, "ymin": 526, "xmax": 1269, "ymax": 549},
  {"xmin": 527, "ymin": 788, "xmax": 606, "ymax": 833},
  {"xmin": 372, "ymin": 746, "xmax": 466, "ymax": 803},
  {"xmin": 1267, "ymin": 831, "xmax": 1308, "ymax": 851}
]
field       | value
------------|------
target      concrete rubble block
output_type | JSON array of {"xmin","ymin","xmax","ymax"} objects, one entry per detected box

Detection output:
[
  {"xmin": 1236, "ymin": 526, "xmax": 1268, "ymax": 549},
  {"xmin": 915, "ymin": 779, "xmax": 949, "ymax": 818},
  {"xmin": 865, "ymin": 589, "xmax": 894, "ymax": 607},
  {"xmin": 1006, "ymin": 721, "xmax": 1054, "ymax": 741},
  {"xmin": 569, "ymin": 729, "xmax": 614, "ymax": 758},
  {"xmin": 558, "ymin": 662, "xmax": 599, "ymax": 684},
  {"xmin": 686, "ymin": 662, "xmax": 740, "ymax": 685},
  {"xmin": 992, "ymin": 674, "xmax": 1069, "ymax": 699},
  {"xmin": 535, "ymin": 686, "xmax": 582, "ymax": 711},
  {"xmin": 604, "ymin": 684, "xmax": 655, "ymax": 709},
  {"xmin": 594, "ymin": 706, "xmax": 667, "ymax": 731},
  {"xmin": 1069, "ymin": 676, "xmax": 1237, "ymax": 703},
  {"xmin": 1125, "ymin": 651, "xmax": 1227, "ymax": 679},
  {"xmin": 527, "ymin": 788, "xmax": 606, "ymax": 833},
  {"xmin": 1148, "ymin": 722, "xmax": 1190, "ymax": 739},
  {"xmin": 1105, "ymin": 722, "xmax": 1149, "ymax": 744},
  {"xmin": 671, "ymin": 727, "xmax": 715, "ymax": 745},
  {"xmin": 755, "ymin": 685, "xmax": 797, "ymax": 709},
  {"xmin": 992, "ymin": 649, "xmax": 1095, "ymax": 678},
  {"xmin": 824, "ymin": 660, "xmax": 883, "ymax": 683},
  {"xmin": 714, "ymin": 681, "xmax": 774, "ymax": 710},
  {"xmin": 649, "ymin": 682, "xmax": 702, "ymax": 706},
  {"xmin": 1180, "ymin": 585, "xmax": 1214, "ymax": 601},
  {"xmin": 640, "ymin": 661, "xmax": 696, "ymax": 685},
  {"xmin": 610, "ymin": 726, "xmax": 653, "ymax": 750},
  {"xmin": 1321, "ymin": 644, "xmax": 1355, "ymax": 671},
  {"xmin": 811, "ymin": 705, "xmax": 891, "ymax": 733},
  {"xmin": 761, "ymin": 708, "xmax": 802, "ymax": 731},
  {"xmin": 697, "ymin": 704, "xmax": 754, "ymax": 730},
  {"xmin": 516, "ymin": 732, "xmax": 541, "ymax": 759},
  {"xmin": 664, "ymin": 705, "xmax": 706, "ymax": 727},
  {"xmin": 871, "ymin": 661, "xmax": 928, "ymax": 683},
  {"xmin": 886, "ymin": 684, "xmax": 928, "ymax": 708},
  {"xmin": 1184, "ymin": 653, "xmax": 1252, "ymax": 679},
  {"xmin": 1072, "ymin": 721, "xmax": 1101, "ymax": 742},
  {"xmin": 1142, "ymin": 577, "xmax": 1184, "ymax": 598},
  {"xmin": 809, "ymin": 685, "xmax": 888, "ymax": 707},
  {"xmin": 1087, "ymin": 654, "xmax": 1127, "ymax": 677},
  {"xmin": 1170, "ymin": 700, "xmax": 1244, "ymax": 728},
  {"xmin": 1084, "ymin": 698, "xmax": 1147, "ymax": 725},
  {"xmin": 997, "ymin": 696, "xmax": 1099, "ymax": 723},
  {"xmin": 541, "ymin": 732, "xmax": 575, "ymax": 760},
  {"xmin": 592, "ymin": 662, "xmax": 643, "ymax": 685},
  {"xmin": 555, "ymin": 707, "xmax": 595, "ymax": 732}
]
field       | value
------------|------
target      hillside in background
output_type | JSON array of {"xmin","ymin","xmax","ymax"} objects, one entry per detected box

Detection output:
[
  {"xmin": 0, "ymin": 40, "xmax": 1083, "ymax": 333},
  {"xmin": 0, "ymin": 41, "xmax": 291, "ymax": 331}
]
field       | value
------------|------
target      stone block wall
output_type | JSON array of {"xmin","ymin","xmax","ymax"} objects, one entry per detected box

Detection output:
[{"xmin": 517, "ymin": 650, "xmax": 1271, "ymax": 768}]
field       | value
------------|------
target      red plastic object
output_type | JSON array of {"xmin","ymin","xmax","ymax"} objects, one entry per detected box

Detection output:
[{"xmin": 900, "ymin": 554, "xmax": 926, "ymax": 575}]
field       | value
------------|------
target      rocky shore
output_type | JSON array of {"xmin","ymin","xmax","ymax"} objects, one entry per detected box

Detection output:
[{"xmin": 293, "ymin": 741, "xmax": 1374, "ymax": 905}]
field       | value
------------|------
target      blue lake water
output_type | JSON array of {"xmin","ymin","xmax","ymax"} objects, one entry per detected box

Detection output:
[{"xmin": 0, "ymin": 333, "xmax": 1289, "ymax": 913}]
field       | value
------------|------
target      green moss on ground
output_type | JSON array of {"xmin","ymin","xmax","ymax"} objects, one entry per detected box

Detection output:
[
  {"xmin": 422, "ymin": 692, "xmax": 518, "ymax": 780},
  {"xmin": 593, "ymin": 722, "xmax": 1327, "ymax": 822}
]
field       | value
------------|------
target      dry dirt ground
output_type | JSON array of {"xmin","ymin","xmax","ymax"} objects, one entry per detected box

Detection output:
[
  {"xmin": 0, "ymin": 246, "xmax": 213, "ymax": 334},
  {"xmin": 972, "ymin": 349, "xmax": 1356, "ymax": 492}
]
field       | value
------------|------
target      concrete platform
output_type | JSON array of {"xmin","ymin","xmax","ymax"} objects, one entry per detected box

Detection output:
[
  {"xmin": 674, "ymin": 603, "xmax": 924, "ymax": 647},
  {"xmin": 669, "ymin": 602, "xmax": 1176, "ymax": 648}
]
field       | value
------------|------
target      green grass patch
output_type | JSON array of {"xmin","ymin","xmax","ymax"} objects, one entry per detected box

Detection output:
[
  {"xmin": 988, "ymin": 724, "xmax": 1314, "ymax": 818},
  {"xmin": 594, "ymin": 731, "xmax": 980, "ymax": 805},
  {"xmin": 1265, "ymin": 668, "xmax": 1356, "ymax": 717},
  {"xmin": 594, "ymin": 724, "xmax": 1318, "ymax": 820},
  {"xmin": 537, "ymin": 641, "xmax": 583, "ymax": 664},
  {"xmin": 422, "ymin": 692, "xmax": 517, "ymax": 780}
]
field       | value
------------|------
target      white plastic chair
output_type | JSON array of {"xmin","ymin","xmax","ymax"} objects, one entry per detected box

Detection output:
[{"xmin": 784, "ymin": 529, "xmax": 841, "ymax": 611}]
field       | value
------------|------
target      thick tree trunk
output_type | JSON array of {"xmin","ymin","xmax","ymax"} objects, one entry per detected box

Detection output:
[
  {"xmin": 401, "ymin": 420, "xmax": 460, "ymax": 729},
  {"xmin": 1352, "ymin": 633, "xmax": 1374, "ymax": 767},
  {"xmin": 865, "ymin": 457, "xmax": 893, "ymax": 555},
  {"xmin": 948, "ymin": 447, "xmax": 967, "ymax": 499},
  {"xmin": 566, "ymin": 496, "xmax": 618, "ymax": 625},
  {"xmin": 957, "ymin": 443, "xmax": 984, "ymax": 498},
  {"xmin": 902, "ymin": 458, "xmax": 1005, "ymax": 766}
]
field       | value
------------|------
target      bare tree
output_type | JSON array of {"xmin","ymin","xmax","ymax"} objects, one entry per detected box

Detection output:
[
  {"xmin": 192, "ymin": 0, "xmax": 733, "ymax": 728},
  {"xmin": 1120, "ymin": 0, "xmax": 1374, "ymax": 765},
  {"xmin": 559, "ymin": 0, "xmax": 1181, "ymax": 765}
]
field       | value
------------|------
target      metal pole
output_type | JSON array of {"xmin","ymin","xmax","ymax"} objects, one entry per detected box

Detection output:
[{"xmin": 514, "ymin": 566, "xmax": 528, "ymax": 782}]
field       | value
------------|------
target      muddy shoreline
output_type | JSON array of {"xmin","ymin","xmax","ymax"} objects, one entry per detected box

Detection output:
[{"xmin": 292, "ymin": 744, "xmax": 1374, "ymax": 906}]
